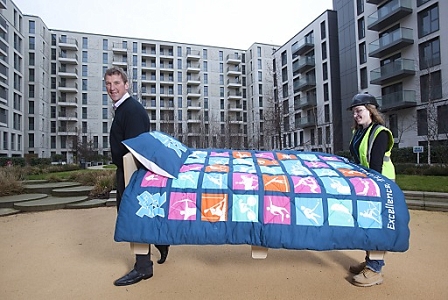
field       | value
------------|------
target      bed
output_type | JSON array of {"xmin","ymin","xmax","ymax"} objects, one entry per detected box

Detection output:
[{"xmin": 114, "ymin": 131, "xmax": 410, "ymax": 259}]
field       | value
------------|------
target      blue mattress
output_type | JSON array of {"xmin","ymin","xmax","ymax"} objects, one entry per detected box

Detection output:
[{"xmin": 114, "ymin": 147, "xmax": 410, "ymax": 252}]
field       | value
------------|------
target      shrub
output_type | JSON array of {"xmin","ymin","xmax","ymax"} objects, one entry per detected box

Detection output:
[{"xmin": 0, "ymin": 166, "xmax": 25, "ymax": 196}]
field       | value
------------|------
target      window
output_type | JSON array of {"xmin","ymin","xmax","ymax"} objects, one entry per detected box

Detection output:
[
  {"xmin": 82, "ymin": 37, "xmax": 88, "ymax": 49},
  {"xmin": 417, "ymin": 109, "xmax": 427, "ymax": 136},
  {"xmin": 320, "ymin": 21, "xmax": 326, "ymax": 39},
  {"xmin": 437, "ymin": 105, "xmax": 448, "ymax": 134},
  {"xmin": 322, "ymin": 62, "xmax": 328, "ymax": 81},
  {"xmin": 323, "ymin": 83, "xmax": 329, "ymax": 101},
  {"xmin": 282, "ymin": 83, "xmax": 288, "ymax": 98},
  {"xmin": 359, "ymin": 42, "xmax": 366, "ymax": 64},
  {"xmin": 417, "ymin": 0, "xmax": 430, "ymax": 6},
  {"xmin": 281, "ymin": 51, "xmax": 287, "ymax": 66},
  {"xmin": 356, "ymin": 0, "xmax": 364, "ymax": 15},
  {"xmin": 103, "ymin": 39, "xmax": 108, "ymax": 50},
  {"xmin": 29, "ymin": 20, "xmax": 35, "ymax": 34},
  {"xmin": 389, "ymin": 114, "xmax": 398, "ymax": 138},
  {"xmin": 321, "ymin": 42, "xmax": 327, "ymax": 60},
  {"xmin": 324, "ymin": 104, "xmax": 330, "ymax": 123},
  {"xmin": 29, "ymin": 36, "xmax": 35, "ymax": 50},
  {"xmin": 419, "ymin": 37, "xmax": 440, "ymax": 70},
  {"xmin": 358, "ymin": 17, "xmax": 365, "ymax": 40},
  {"xmin": 102, "ymin": 108, "xmax": 108, "ymax": 119},
  {"xmin": 103, "ymin": 122, "xmax": 108, "ymax": 133},
  {"xmin": 360, "ymin": 67, "xmax": 368, "ymax": 89},
  {"xmin": 82, "ymin": 51, "xmax": 88, "ymax": 63},
  {"xmin": 418, "ymin": 4, "xmax": 439, "ymax": 38},
  {"xmin": 420, "ymin": 71, "xmax": 442, "ymax": 102},
  {"xmin": 82, "ymin": 65, "xmax": 88, "ymax": 77}
]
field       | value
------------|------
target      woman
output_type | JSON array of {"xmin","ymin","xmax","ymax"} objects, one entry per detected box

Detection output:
[{"xmin": 347, "ymin": 93, "xmax": 395, "ymax": 287}]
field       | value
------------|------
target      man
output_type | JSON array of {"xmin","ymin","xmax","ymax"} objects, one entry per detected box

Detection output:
[{"xmin": 105, "ymin": 67, "xmax": 169, "ymax": 286}]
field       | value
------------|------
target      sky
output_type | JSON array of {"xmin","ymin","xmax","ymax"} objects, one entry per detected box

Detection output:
[{"xmin": 13, "ymin": 0, "xmax": 333, "ymax": 49}]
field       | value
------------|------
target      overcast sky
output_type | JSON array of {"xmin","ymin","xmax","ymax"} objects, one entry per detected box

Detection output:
[{"xmin": 13, "ymin": 0, "xmax": 333, "ymax": 49}]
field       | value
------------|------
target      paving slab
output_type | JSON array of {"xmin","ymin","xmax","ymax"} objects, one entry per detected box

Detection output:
[
  {"xmin": 0, "ymin": 208, "xmax": 21, "ymax": 216},
  {"xmin": 0, "ymin": 193, "xmax": 47, "ymax": 209},
  {"xmin": 52, "ymin": 185, "xmax": 94, "ymax": 197},
  {"xmin": 66, "ymin": 199, "xmax": 107, "ymax": 209},
  {"xmin": 23, "ymin": 182, "xmax": 81, "ymax": 195},
  {"xmin": 13, "ymin": 195, "xmax": 88, "ymax": 211}
]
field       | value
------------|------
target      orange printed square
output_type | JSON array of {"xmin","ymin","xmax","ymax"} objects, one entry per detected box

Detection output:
[
  {"xmin": 262, "ymin": 175, "xmax": 290, "ymax": 193},
  {"xmin": 233, "ymin": 151, "xmax": 252, "ymax": 159},
  {"xmin": 205, "ymin": 164, "xmax": 229, "ymax": 173},
  {"xmin": 201, "ymin": 193, "xmax": 228, "ymax": 222},
  {"xmin": 276, "ymin": 152, "xmax": 297, "ymax": 160}
]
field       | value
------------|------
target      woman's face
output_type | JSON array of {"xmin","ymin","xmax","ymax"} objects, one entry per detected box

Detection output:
[{"xmin": 352, "ymin": 105, "xmax": 372, "ymax": 128}]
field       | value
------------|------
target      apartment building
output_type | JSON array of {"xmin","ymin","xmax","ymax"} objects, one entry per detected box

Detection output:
[
  {"xmin": 334, "ymin": 0, "xmax": 448, "ymax": 150},
  {"xmin": 272, "ymin": 10, "xmax": 342, "ymax": 153},
  {"xmin": 2, "ymin": 0, "xmax": 447, "ymax": 162},
  {"xmin": 0, "ymin": 1, "xmax": 278, "ymax": 162}
]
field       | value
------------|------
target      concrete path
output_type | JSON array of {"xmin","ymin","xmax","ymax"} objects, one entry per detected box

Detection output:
[{"xmin": 0, "ymin": 207, "xmax": 446, "ymax": 300}]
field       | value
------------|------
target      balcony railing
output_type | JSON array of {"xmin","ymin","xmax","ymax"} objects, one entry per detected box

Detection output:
[
  {"xmin": 370, "ymin": 58, "xmax": 415, "ymax": 85},
  {"xmin": 367, "ymin": 0, "xmax": 412, "ymax": 32},
  {"xmin": 369, "ymin": 27, "xmax": 413, "ymax": 58},
  {"xmin": 292, "ymin": 35, "xmax": 314, "ymax": 56},
  {"xmin": 378, "ymin": 90, "xmax": 417, "ymax": 111}
]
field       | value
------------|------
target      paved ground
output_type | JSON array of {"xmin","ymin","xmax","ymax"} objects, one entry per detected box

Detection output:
[{"xmin": 0, "ymin": 207, "xmax": 447, "ymax": 300}]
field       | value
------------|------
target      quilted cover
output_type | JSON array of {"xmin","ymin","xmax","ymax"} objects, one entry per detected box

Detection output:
[{"xmin": 114, "ymin": 149, "xmax": 410, "ymax": 252}]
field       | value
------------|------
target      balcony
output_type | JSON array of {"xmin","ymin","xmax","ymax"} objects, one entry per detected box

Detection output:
[
  {"xmin": 226, "ymin": 53, "xmax": 241, "ymax": 65},
  {"xmin": 378, "ymin": 90, "xmax": 417, "ymax": 111},
  {"xmin": 186, "ymin": 49, "xmax": 200, "ymax": 60},
  {"xmin": 112, "ymin": 55, "xmax": 128, "ymax": 67},
  {"xmin": 227, "ymin": 90, "xmax": 242, "ymax": 100},
  {"xmin": 58, "ymin": 67, "xmax": 78, "ymax": 79},
  {"xmin": 187, "ymin": 89, "xmax": 201, "ymax": 98},
  {"xmin": 293, "ymin": 56, "xmax": 315, "ymax": 75},
  {"xmin": 58, "ymin": 97, "xmax": 78, "ymax": 107},
  {"xmin": 369, "ymin": 27, "xmax": 413, "ymax": 58},
  {"xmin": 228, "ymin": 103, "xmax": 243, "ymax": 112},
  {"xmin": 59, "ymin": 37, "xmax": 78, "ymax": 51},
  {"xmin": 367, "ymin": 0, "xmax": 412, "ymax": 32},
  {"xmin": 292, "ymin": 35, "xmax": 314, "ymax": 57},
  {"xmin": 58, "ymin": 53, "xmax": 78, "ymax": 64},
  {"xmin": 295, "ymin": 95, "xmax": 317, "ymax": 110},
  {"xmin": 57, "ymin": 111, "xmax": 78, "ymax": 121},
  {"xmin": 227, "ymin": 66, "xmax": 242, "ymax": 76},
  {"xmin": 112, "ymin": 42, "xmax": 127, "ymax": 53},
  {"xmin": 187, "ymin": 75, "xmax": 201, "ymax": 85},
  {"xmin": 298, "ymin": 116, "xmax": 316, "ymax": 129},
  {"xmin": 187, "ymin": 63, "xmax": 201, "ymax": 73},
  {"xmin": 187, "ymin": 100, "xmax": 201, "ymax": 110},
  {"xmin": 0, "ymin": 0, "xmax": 5, "ymax": 9},
  {"xmin": 58, "ymin": 82, "xmax": 78, "ymax": 93},
  {"xmin": 294, "ymin": 76, "xmax": 316, "ymax": 93},
  {"xmin": 57, "ymin": 126, "xmax": 78, "ymax": 135},
  {"xmin": 227, "ymin": 78, "xmax": 242, "ymax": 88},
  {"xmin": 370, "ymin": 58, "xmax": 415, "ymax": 85}
]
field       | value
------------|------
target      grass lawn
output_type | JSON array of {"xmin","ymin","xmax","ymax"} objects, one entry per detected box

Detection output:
[{"xmin": 396, "ymin": 175, "xmax": 448, "ymax": 193}]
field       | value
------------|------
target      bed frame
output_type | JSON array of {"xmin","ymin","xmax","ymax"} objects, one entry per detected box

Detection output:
[{"xmin": 122, "ymin": 152, "xmax": 385, "ymax": 260}]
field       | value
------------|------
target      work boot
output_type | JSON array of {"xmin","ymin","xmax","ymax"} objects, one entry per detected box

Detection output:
[
  {"xmin": 352, "ymin": 267, "xmax": 383, "ymax": 287},
  {"xmin": 349, "ymin": 261, "xmax": 366, "ymax": 274}
]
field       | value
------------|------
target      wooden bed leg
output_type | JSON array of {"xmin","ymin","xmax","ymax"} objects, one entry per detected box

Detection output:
[
  {"xmin": 130, "ymin": 242, "xmax": 150, "ymax": 255},
  {"xmin": 251, "ymin": 246, "xmax": 268, "ymax": 259},
  {"xmin": 368, "ymin": 250, "xmax": 386, "ymax": 260},
  {"xmin": 123, "ymin": 153, "xmax": 150, "ymax": 256}
]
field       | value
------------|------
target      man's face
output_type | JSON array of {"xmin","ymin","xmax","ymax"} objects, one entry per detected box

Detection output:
[{"xmin": 105, "ymin": 74, "xmax": 129, "ymax": 103}]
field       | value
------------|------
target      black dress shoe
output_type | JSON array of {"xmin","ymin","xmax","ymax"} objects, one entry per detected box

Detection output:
[
  {"xmin": 155, "ymin": 245, "xmax": 169, "ymax": 264},
  {"xmin": 114, "ymin": 269, "xmax": 153, "ymax": 286}
]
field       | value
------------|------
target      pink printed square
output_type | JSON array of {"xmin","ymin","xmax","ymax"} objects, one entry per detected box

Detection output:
[
  {"xmin": 264, "ymin": 196, "xmax": 291, "ymax": 225},
  {"xmin": 168, "ymin": 192, "xmax": 197, "ymax": 220},
  {"xmin": 292, "ymin": 176, "xmax": 321, "ymax": 193},
  {"xmin": 140, "ymin": 171, "xmax": 168, "ymax": 187},
  {"xmin": 349, "ymin": 178, "xmax": 380, "ymax": 197},
  {"xmin": 233, "ymin": 173, "xmax": 259, "ymax": 190}
]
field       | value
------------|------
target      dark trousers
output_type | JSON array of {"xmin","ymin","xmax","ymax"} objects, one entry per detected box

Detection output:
[{"xmin": 116, "ymin": 168, "xmax": 153, "ymax": 274}]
